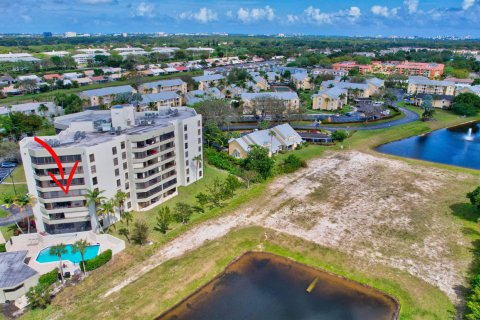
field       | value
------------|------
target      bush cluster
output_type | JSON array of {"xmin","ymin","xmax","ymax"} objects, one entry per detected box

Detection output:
[
  {"xmin": 279, "ymin": 154, "xmax": 307, "ymax": 174},
  {"xmin": 80, "ymin": 249, "xmax": 112, "ymax": 272},
  {"xmin": 205, "ymin": 148, "xmax": 241, "ymax": 174},
  {"xmin": 38, "ymin": 268, "xmax": 58, "ymax": 286},
  {"xmin": 0, "ymin": 243, "xmax": 6, "ymax": 252}
]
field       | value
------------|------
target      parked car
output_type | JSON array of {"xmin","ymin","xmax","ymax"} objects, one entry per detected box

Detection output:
[{"xmin": 0, "ymin": 161, "xmax": 17, "ymax": 168}]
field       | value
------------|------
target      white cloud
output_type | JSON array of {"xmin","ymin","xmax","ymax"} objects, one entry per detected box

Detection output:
[
  {"xmin": 286, "ymin": 14, "xmax": 299, "ymax": 23},
  {"xmin": 236, "ymin": 6, "xmax": 275, "ymax": 23},
  {"xmin": 134, "ymin": 2, "xmax": 155, "ymax": 18},
  {"xmin": 20, "ymin": 14, "xmax": 31, "ymax": 22},
  {"xmin": 303, "ymin": 6, "xmax": 361, "ymax": 24},
  {"xmin": 404, "ymin": 0, "xmax": 419, "ymax": 13},
  {"xmin": 79, "ymin": 0, "xmax": 112, "ymax": 4},
  {"xmin": 462, "ymin": 0, "xmax": 475, "ymax": 10},
  {"xmin": 371, "ymin": 5, "xmax": 398, "ymax": 17},
  {"xmin": 179, "ymin": 8, "xmax": 218, "ymax": 23}
]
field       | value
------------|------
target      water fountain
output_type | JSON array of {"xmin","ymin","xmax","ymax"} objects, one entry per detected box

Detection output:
[{"xmin": 466, "ymin": 128, "xmax": 474, "ymax": 141}]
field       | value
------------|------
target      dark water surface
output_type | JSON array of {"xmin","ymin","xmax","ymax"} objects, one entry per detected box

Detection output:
[
  {"xmin": 157, "ymin": 252, "xmax": 399, "ymax": 320},
  {"xmin": 376, "ymin": 122, "xmax": 480, "ymax": 170}
]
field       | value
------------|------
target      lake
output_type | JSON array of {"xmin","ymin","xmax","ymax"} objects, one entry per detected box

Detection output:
[
  {"xmin": 376, "ymin": 121, "xmax": 480, "ymax": 170},
  {"xmin": 157, "ymin": 252, "xmax": 399, "ymax": 320}
]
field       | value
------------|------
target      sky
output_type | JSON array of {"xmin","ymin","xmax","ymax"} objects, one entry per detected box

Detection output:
[{"xmin": 1, "ymin": 0, "xmax": 480, "ymax": 37}]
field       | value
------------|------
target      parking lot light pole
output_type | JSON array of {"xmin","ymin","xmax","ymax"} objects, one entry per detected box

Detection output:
[{"xmin": 10, "ymin": 172, "xmax": 17, "ymax": 196}]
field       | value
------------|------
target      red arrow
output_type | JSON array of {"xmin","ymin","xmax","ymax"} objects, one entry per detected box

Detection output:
[{"xmin": 34, "ymin": 137, "xmax": 80, "ymax": 195}]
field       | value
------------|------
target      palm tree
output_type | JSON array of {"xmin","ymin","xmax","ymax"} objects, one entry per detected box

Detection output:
[
  {"xmin": 114, "ymin": 191, "xmax": 128, "ymax": 221},
  {"xmin": 122, "ymin": 211, "xmax": 133, "ymax": 227},
  {"xmin": 85, "ymin": 189, "xmax": 106, "ymax": 233},
  {"xmin": 37, "ymin": 104, "xmax": 49, "ymax": 117},
  {"xmin": 49, "ymin": 243, "xmax": 67, "ymax": 283},
  {"xmin": 340, "ymin": 75, "xmax": 349, "ymax": 82},
  {"xmin": 98, "ymin": 200, "xmax": 115, "ymax": 232},
  {"xmin": 14, "ymin": 194, "xmax": 36, "ymax": 234},
  {"xmin": 0, "ymin": 194, "xmax": 22, "ymax": 233},
  {"xmin": 192, "ymin": 155, "xmax": 202, "ymax": 181},
  {"xmin": 72, "ymin": 239, "xmax": 89, "ymax": 275},
  {"xmin": 118, "ymin": 228, "xmax": 130, "ymax": 243},
  {"xmin": 268, "ymin": 130, "xmax": 277, "ymax": 156}
]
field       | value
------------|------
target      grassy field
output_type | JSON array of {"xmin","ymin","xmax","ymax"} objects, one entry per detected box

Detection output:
[
  {"xmin": 0, "ymin": 165, "xmax": 28, "ymax": 195},
  {"xmin": 22, "ymin": 227, "xmax": 454, "ymax": 320},
  {"xmin": 0, "ymin": 71, "xmax": 202, "ymax": 105}
]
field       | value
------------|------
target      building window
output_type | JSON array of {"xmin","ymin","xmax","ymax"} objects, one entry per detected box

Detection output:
[
  {"xmin": 185, "ymin": 151, "xmax": 188, "ymax": 157},
  {"xmin": 112, "ymin": 147, "xmax": 117, "ymax": 155},
  {"xmin": 116, "ymin": 179, "xmax": 121, "ymax": 187},
  {"xmin": 184, "ymin": 133, "xmax": 188, "ymax": 139},
  {"xmin": 184, "ymin": 124, "xmax": 187, "ymax": 131},
  {"xmin": 91, "ymin": 165, "xmax": 96, "ymax": 174},
  {"xmin": 186, "ymin": 168, "xmax": 190, "ymax": 174},
  {"xmin": 113, "ymin": 158, "xmax": 119, "ymax": 166},
  {"xmin": 198, "ymin": 129, "xmax": 201, "ymax": 135},
  {"xmin": 122, "ymin": 152, "xmax": 126, "ymax": 160},
  {"xmin": 125, "ymin": 172, "xmax": 129, "ymax": 179},
  {"xmin": 198, "ymin": 137, "xmax": 202, "ymax": 144},
  {"xmin": 185, "ymin": 142, "xmax": 188, "ymax": 149},
  {"xmin": 197, "ymin": 120, "xmax": 201, "ymax": 127},
  {"xmin": 89, "ymin": 154, "xmax": 95, "ymax": 162},
  {"xmin": 121, "ymin": 142, "xmax": 125, "ymax": 149},
  {"xmin": 127, "ymin": 202, "xmax": 131, "ymax": 209},
  {"xmin": 115, "ymin": 168, "xmax": 120, "ymax": 176},
  {"xmin": 187, "ymin": 177, "xmax": 190, "ymax": 183},
  {"xmin": 186, "ymin": 160, "xmax": 189, "ymax": 166},
  {"xmin": 92, "ymin": 177, "xmax": 98, "ymax": 185},
  {"xmin": 125, "ymin": 182, "xmax": 130, "ymax": 190},
  {"xmin": 198, "ymin": 146, "xmax": 202, "ymax": 152},
  {"xmin": 123, "ymin": 162, "xmax": 127, "ymax": 170}
]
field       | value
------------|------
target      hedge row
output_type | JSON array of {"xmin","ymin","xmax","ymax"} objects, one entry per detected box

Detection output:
[
  {"xmin": 38, "ymin": 268, "xmax": 58, "ymax": 286},
  {"xmin": 205, "ymin": 148, "xmax": 242, "ymax": 174},
  {"xmin": 80, "ymin": 249, "xmax": 112, "ymax": 272},
  {"xmin": 0, "ymin": 243, "xmax": 6, "ymax": 252}
]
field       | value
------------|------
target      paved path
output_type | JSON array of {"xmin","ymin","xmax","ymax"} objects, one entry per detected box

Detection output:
[{"xmin": 0, "ymin": 206, "xmax": 33, "ymax": 227}]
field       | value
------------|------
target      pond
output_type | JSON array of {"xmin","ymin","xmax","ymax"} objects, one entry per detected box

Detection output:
[
  {"xmin": 376, "ymin": 121, "xmax": 480, "ymax": 170},
  {"xmin": 157, "ymin": 252, "xmax": 399, "ymax": 320}
]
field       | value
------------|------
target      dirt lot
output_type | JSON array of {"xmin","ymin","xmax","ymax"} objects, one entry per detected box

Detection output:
[{"xmin": 104, "ymin": 151, "xmax": 477, "ymax": 304}]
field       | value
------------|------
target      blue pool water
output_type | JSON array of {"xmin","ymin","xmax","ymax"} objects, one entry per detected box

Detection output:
[
  {"xmin": 376, "ymin": 122, "xmax": 480, "ymax": 170},
  {"xmin": 36, "ymin": 244, "xmax": 100, "ymax": 264}
]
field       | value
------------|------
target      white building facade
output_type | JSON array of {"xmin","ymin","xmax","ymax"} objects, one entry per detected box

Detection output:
[{"xmin": 20, "ymin": 106, "xmax": 203, "ymax": 235}]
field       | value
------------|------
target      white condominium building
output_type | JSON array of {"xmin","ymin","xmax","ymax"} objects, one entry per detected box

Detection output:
[{"xmin": 20, "ymin": 106, "xmax": 203, "ymax": 235}]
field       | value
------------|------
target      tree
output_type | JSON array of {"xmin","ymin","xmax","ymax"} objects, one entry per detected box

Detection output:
[
  {"xmin": 223, "ymin": 175, "xmax": 242, "ymax": 199},
  {"xmin": 49, "ymin": 244, "xmax": 67, "ymax": 283},
  {"xmin": 154, "ymin": 207, "xmax": 171, "ymax": 233},
  {"xmin": 26, "ymin": 283, "xmax": 52, "ymax": 309},
  {"xmin": 118, "ymin": 227, "xmax": 130, "ymax": 243},
  {"xmin": 250, "ymin": 96, "xmax": 287, "ymax": 120},
  {"xmin": 14, "ymin": 194, "xmax": 36, "ymax": 233},
  {"xmin": 54, "ymin": 93, "xmax": 83, "ymax": 115},
  {"xmin": 196, "ymin": 192, "xmax": 210, "ymax": 208},
  {"xmin": 268, "ymin": 130, "xmax": 277, "ymax": 155},
  {"xmin": 72, "ymin": 239, "xmax": 89, "ymax": 275},
  {"xmin": 122, "ymin": 211, "xmax": 133, "ymax": 227},
  {"xmin": 131, "ymin": 219, "xmax": 149, "ymax": 245},
  {"xmin": 206, "ymin": 178, "xmax": 225, "ymax": 208},
  {"xmin": 17, "ymin": 79, "xmax": 37, "ymax": 94},
  {"xmin": 37, "ymin": 104, "xmax": 49, "ymax": 117},
  {"xmin": 0, "ymin": 112, "xmax": 43, "ymax": 140},
  {"xmin": 239, "ymin": 170, "xmax": 258, "ymax": 189},
  {"xmin": 383, "ymin": 91, "xmax": 397, "ymax": 107},
  {"xmin": 242, "ymin": 145, "xmax": 274, "ymax": 180},
  {"xmin": 114, "ymin": 191, "xmax": 128, "ymax": 220},
  {"xmin": 0, "ymin": 193, "xmax": 22, "ymax": 233},
  {"xmin": 452, "ymin": 103, "xmax": 479, "ymax": 117},
  {"xmin": 173, "ymin": 202, "xmax": 193, "ymax": 224},
  {"xmin": 467, "ymin": 186, "xmax": 480, "ymax": 210},
  {"xmin": 331, "ymin": 130, "xmax": 348, "ymax": 142},
  {"xmin": 98, "ymin": 200, "xmax": 115, "ymax": 232},
  {"xmin": 451, "ymin": 93, "xmax": 480, "ymax": 116},
  {"xmin": 85, "ymin": 189, "xmax": 106, "ymax": 233},
  {"xmin": 421, "ymin": 95, "xmax": 435, "ymax": 121},
  {"xmin": 194, "ymin": 99, "xmax": 239, "ymax": 127}
]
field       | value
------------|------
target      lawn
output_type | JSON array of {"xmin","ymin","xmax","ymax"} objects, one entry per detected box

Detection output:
[
  {"xmin": 23, "ymin": 227, "xmax": 453, "ymax": 320},
  {"xmin": 110, "ymin": 164, "xmax": 266, "ymax": 246},
  {"xmin": 0, "ymin": 165, "xmax": 28, "ymax": 196},
  {"xmin": 0, "ymin": 71, "xmax": 202, "ymax": 105}
]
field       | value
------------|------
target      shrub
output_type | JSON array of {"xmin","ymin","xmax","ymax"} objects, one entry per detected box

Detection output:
[
  {"xmin": 0, "ymin": 243, "xmax": 6, "ymax": 252},
  {"xmin": 452, "ymin": 103, "xmax": 479, "ymax": 117},
  {"xmin": 131, "ymin": 220, "xmax": 149, "ymax": 245},
  {"xmin": 26, "ymin": 283, "xmax": 52, "ymax": 309},
  {"xmin": 331, "ymin": 130, "xmax": 348, "ymax": 142},
  {"xmin": 279, "ymin": 154, "xmax": 307, "ymax": 174},
  {"xmin": 205, "ymin": 148, "xmax": 241, "ymax": 174},
  {"xmin": 80, "ymin": 249, "xmax": 112, "ymax": 272},
  {"xmin": 38, "ymin": 268, "xmax": 58, "ymax": 286}
]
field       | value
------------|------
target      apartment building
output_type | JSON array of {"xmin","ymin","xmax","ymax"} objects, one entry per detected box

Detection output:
[
  {"xmin": 140, "ymin": 92, "xmax": 182, "ymax": 109},
  {"xmin": 19, "ymin": 106, "xmax": 203, "ymax": 234},
  {"xmin": 291, "ymin": 73, "xmax": 312, "ymax": 90},
  {"xmin": 78, "ymin": 85, "xmax": 136, "ymax": 107},
  {"xmin": 0, "ymin": 102, "xmax": 62, "ymax": 118},
  {"xmin": 193, "ymin": 74, "xmax": 225, "ymax": 90},
  {"xmin": 72, "ymin": 53, "xmax": 110, "ymax": 66},
  {"xmin": 457, "ymin": 85, "xmax": 480, "ymax": 96},
  {"xmin": 240, "ymin": 92, "xmax": 300, "ymax": 113},
  {"xmin": 320, "ymin": 78, "xmax": 384, "ymax": 99},
  {"xmin": 0, "ymin": 53, "xmax": 40, "ymax": 63},
  {"xmin": 333, "ymin": 61, "xmax": 444, "ymax": 79},
  {"xmin": 138, "ymin": 79, "xmax": 187, "ymax": 94},
  {"xmin": 407, "ymin": 76, "xmax": 455, "ymax": 96},
  {"xmin": 312, "ymin": 87, "xmax": 348, "ymax": 111}
]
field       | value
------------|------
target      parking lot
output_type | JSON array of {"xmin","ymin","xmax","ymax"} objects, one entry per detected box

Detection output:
[{"xmin": 0, "ymin": 167, "xmax": 15, "ymax": 184}]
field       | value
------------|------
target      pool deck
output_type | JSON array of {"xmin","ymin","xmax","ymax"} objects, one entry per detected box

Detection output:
[{"xmin": 6, "ymin": 231, "xmax": 125, "ymax": 275}]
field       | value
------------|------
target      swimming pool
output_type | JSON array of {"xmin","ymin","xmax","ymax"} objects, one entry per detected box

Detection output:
[{"xmin": 36, "ymin": 244, "xmax": 100, "ymax": 264}]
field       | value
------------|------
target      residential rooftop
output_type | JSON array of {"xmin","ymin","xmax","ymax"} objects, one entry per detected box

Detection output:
[
  {"xmin": 78, "ymin": 85, "xmax": 135, "ymax": 97},
  {"xmin": 0, "ymin": 251, "xmax": 38, "ymax": 288}
]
